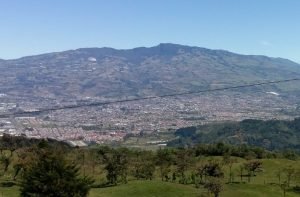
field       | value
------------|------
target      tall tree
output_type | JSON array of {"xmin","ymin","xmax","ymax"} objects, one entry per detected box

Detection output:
[
  {"xmin": 204, "ymin": 178, "xmax": 223, "ymax": 197},
  {"xmin": 100, "ymin": 147, "xmax": 129, "ymax": 185},
  {"xmin": 283, "ymin": 166, "xmax": 296, "ymax": 187},
  {"xmin": 132, "ymin": 150, "xmax": 155, "ymax": 180},
  {"xmin": 176, "ymin": 148, "xmax": 193, "ymax": 184},
  {"xmin": 0, "ymin": 154, "xmax": 11, "ymax": 174},
  {"xmin": 222, "ymin": 154, "xmax": 237, "ymax": 183},
  {"xmin": 20, "ymin": 145, "xmax": 93, "ymax": 197},
  {"xmin": 156, "ymin": 148, "xmax": 174, "ymax": 181},
  {"xmin": 243, "ymin": 160, "xmax": 262, "ymax": 182}
]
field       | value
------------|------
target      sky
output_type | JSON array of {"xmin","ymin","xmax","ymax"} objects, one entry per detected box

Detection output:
[{"xmin": 0, "ymin": 0, "xmax": 300, "ymax": 63}]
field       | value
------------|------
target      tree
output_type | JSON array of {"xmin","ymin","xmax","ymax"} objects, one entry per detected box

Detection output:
[
  {"xmin": 100, "ymin": 147, "xmax": 129, "ymax": 185},
  {"xmin": 0, "ymin": 154, "xmax": 11, "ymax": 174},
  {"xmin": 176, "ymin": 148, "xmax": 193, "ymax": 184},
  {"xmin": 172, "ymin": 172, "xmax": 177, "ymax": 183},
  {"xmin": 132, "ymin": 151, "xmax": 155, "ymax": 180},
  {"xmin": 283, "ymin": 166, "xmax": 296, "ymax": 187},
  {"xmin": 275, "ymin": 168, "xmax": 282, "ymax": 185},
  {"xmin": 243, "ymin": 160, "xmax": 262, "ymax": 182},
  {"xmin": 105, "ymin": 160, "xmax": 118, "ymax": 185},
  {"xmin": 203, "ymin": 160, "xmax": 224, "ymax": 178},
  {"xmin": 204, "ymin": 178, "xmax": 223, "ymax": 197},
  {"xmin": 156, "ymin": 148, "xmax": 173, "ymax": 181},
  {"xmin": 222, "ymin": 154, "xmax": 237, "ymax": 183},
  {"xmin": 196, "ymin": 160, "xmax": 224, "ymax": 186},
  {"xmin": 280, "ymin": 181, "xmax": 288, "ymax": 197},
  {"xmin": 196, "ymin": 163, "xmax": 206, "ymax": 184},
  {"xmin": 282, "ymin": 150, "xmax": 297, "ymax": 160},
  {"xmin": 13, "ymin": 147, "xmax": 37, "ymax": 180},
  {"xmin": 87, "ymin": 149, "xmax": 99, "ymax": 175},
  {"xmin": 239, "ymin": 165, "xmax": 244, "ymax": 182},
  {"xmin": 20, "ymin": 146, "xmax": 93, "ymax": 197},
  {"xmin": 1, "ymin": 133, "xmax": 17, "ymax": 156}
]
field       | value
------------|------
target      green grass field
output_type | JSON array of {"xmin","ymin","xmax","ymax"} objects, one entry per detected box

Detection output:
[
  {"xmin": 90, "ymin": 182, "xmax": 300, "ymax": 197},
  {"xmin": 0, "ymin": 182, "xmax": 299, "ymax": 197},
  {"xmin": 90, "ymin": 181, "xmax": 200, "ymax": 197},
  {"xmin": 0, "ymin": 158, "xmax": 299, "ymax": 197}
]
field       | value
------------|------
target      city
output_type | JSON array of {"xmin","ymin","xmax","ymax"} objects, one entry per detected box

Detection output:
[{"xmin": 1, "ymin": 91, "xmax": 299, "ymax": 145}]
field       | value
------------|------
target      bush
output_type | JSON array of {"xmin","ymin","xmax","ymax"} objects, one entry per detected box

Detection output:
[{"xmin": 20, "ymin": 146, "xmax": 94, "ymax": 197}]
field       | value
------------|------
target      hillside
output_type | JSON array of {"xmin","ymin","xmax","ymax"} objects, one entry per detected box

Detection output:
[
  {"xmin": 168, "ymin": 118, "xmax": 300, "ymax": 151},
  {"xmin": 1, "ymin": 43, "xmax": 300, "ymax": 102},
  {"xmin": 0, "ymin": 141, "xmax": 299, "ymax": 197}
]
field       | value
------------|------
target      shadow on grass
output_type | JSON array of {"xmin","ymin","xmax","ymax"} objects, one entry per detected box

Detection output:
[
  {"xmin": 0, "ymin": 181, "xmax": 17, "ymax": 187},
  {"xmin": 292, "ymin": 186, "xmax": 300, "ymax": 193},
  {"xmin": 91, "ymin": 182, "xmax": 122, "ymax": 189},
  {"xmin": 226, "ymin": 181, "xmax": 246, "ymax": 184}
]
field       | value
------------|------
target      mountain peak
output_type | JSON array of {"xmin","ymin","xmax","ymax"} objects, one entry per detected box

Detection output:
[{"xmin": 0, "ymin": 44, "xmax": 300, "ymax": 104}]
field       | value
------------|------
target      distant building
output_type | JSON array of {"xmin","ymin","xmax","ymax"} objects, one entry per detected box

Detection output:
[{"xmin": 65, "ymin": 140, "xmax": 88, "ymax": 147}]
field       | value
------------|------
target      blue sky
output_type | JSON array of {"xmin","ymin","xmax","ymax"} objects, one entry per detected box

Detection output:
[{"xmin": 0, "ymin": 0, "xmax": 300, "ymax": 62}]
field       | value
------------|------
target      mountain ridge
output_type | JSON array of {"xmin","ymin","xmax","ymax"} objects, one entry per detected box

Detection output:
[
  {"xmin": 1, "ymin": 43, "xmax": 300, "ymax": 106},
  {"xmin": 2, "ymin": 43, "xmax": 299, "ymax": 66}
]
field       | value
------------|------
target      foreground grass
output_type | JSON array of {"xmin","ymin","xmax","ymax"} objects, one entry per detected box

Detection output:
[
  {"xmin": 0, "ymin": 181, "xmax": 200, "ymax": 197},
  {"xmin": 89, "ymin": 181, "xmax": 200, "ymax": 197},
  {"xmin": 0, "ymin": 186, "xmax": 19, "ymax": 197},
  {"xmin": 224, "ymin": 184, "xmax": 299, "ymax": 197},
  {"xmin": 1, "ymin": 181, "xmax": 300, "ymax": 197},
  {"xmin": 90, "ymin": 181, "xmax": 300, "ymax": 197}
]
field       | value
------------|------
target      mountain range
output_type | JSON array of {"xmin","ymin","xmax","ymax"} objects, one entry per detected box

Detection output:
[{"xmin": 1, "ymin": 43, "xmax": 300, "ymax": 104}]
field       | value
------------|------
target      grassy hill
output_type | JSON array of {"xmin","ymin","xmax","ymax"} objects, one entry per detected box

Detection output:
[
  {"xmin": 0, "ymin": 138, "xmax": 299, "ymax": 196},
  {"xmin": 1, "ymin": 181, "xmax": 299, "ymax": 197},
  {"xmin": 90, "ymin": 181, "xmax": 199, "ymax": 197},
  {"xmin": 0, "ymin": 157, "xmax": 299, "ymax": 197}
]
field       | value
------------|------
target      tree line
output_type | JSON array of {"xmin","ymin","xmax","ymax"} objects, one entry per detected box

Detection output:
[
  {"xmin": 0, "ymin": 136, "xmax": 299, "ymax": 197},
  {"xmin": 169, "ymin": 118, "xmax": 300, "ymax": 152}
]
